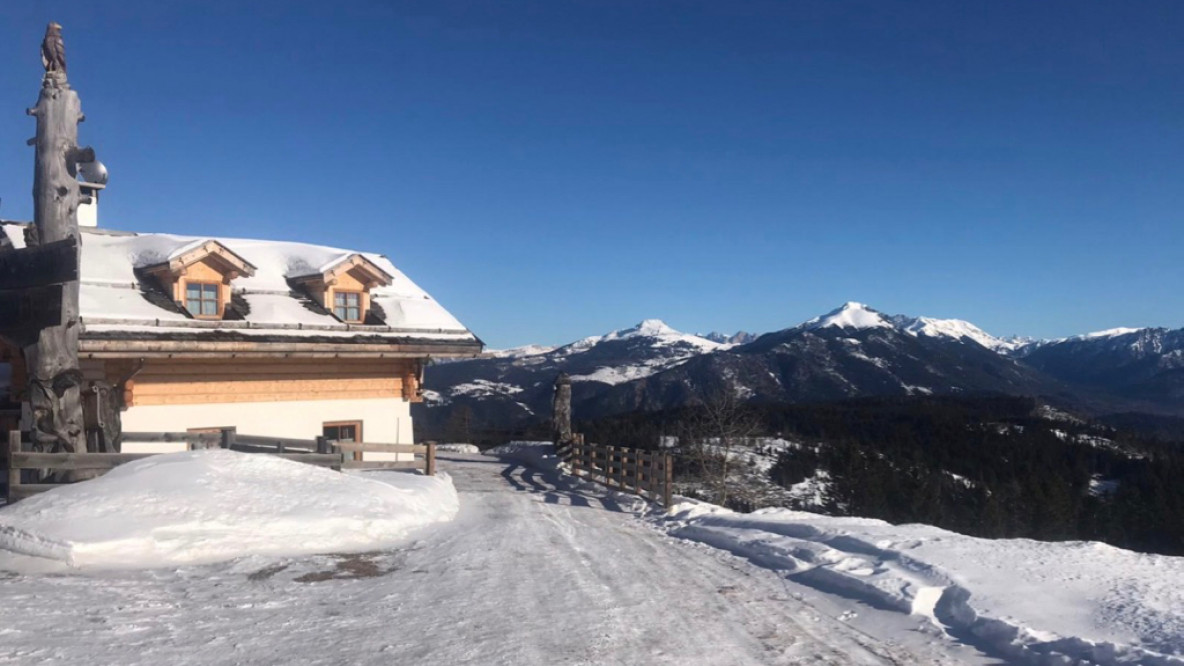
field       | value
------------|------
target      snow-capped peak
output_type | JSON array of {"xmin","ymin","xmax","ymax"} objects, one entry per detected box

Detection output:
[
  {"xmin": 803, "ymin": 302, "xmax": 893, "ymax": 331},
  {"xmin": 483, "ymin": 344, "xmax": 557, "ymax": 359},
  {"xmin": 1073, "ymin": 327, "xmax": 1144, "ymax": 341},
  {"xmin": 798, "ymin": 302, "xmax": 1019, "ymax": 351},
  {"xmin": 602, "ymin": 319, "xmax": 726, "ymax": 351},
  {"xmin": 616, "ymin": 319, "xmax": 679, "ymax": 339},
  {"xmin": 894, "ymin": 316, "xmax": 1016, "ymax": 352},
  {"xmin": 559, "ymin": 319, "xmax": 727, "ymax": 356}
]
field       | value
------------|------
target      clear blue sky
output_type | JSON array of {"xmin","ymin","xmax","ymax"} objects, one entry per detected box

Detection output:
[{"xmin": 2, "ymin": 2, "xmax": 1182, "ymax": 348}]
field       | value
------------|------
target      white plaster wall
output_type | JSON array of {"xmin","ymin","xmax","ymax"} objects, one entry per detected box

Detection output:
[{"xmin": 121, "ymin": 398, "xmax": 413, "ymax": 457}]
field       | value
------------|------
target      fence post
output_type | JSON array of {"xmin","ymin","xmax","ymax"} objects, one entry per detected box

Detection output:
[
  {"xmin": 315, "ymin": 436, "xmax": 329, "ymax": 454},
  {"xmin": 649, "ymin": 440, "xmax": 658, "ymax": 497},
  {"xmin": 7, "ymin": 431, "xmax": 20, "ymax": 504},
  {"xmin": 663, "ymin": 454, "xmax": 673, "ymax": 510},
  {"xmin": 634, "ymin": 449, "xmax": 643, "ymax": 494},
  {"xmin": 331, "ymin": 444, "xmax": 343, "ymax": 472},
  {"xmin": 606, "ymin": 445, "xmax": 616, "ymax": 488},
  {"xmin": 425, "ymin": 442, "xmax": 436, "ymax": 476},
  {"xmin": 220, "ymin": 428, "xmax": 236, "ymax": 450}
]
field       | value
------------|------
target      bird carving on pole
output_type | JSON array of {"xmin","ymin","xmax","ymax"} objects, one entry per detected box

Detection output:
[{"xmin": 41, "ymin": 22, "xmax": 66, "ymax": 74}]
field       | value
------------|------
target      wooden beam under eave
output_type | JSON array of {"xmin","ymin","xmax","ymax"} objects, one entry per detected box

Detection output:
[{"xmin": 78, "ymin": 338, "xmax": 482, "ymax": 358}]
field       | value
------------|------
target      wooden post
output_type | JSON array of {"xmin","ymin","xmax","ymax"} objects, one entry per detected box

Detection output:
[
  {"xmin": 646, "ymin": 452, "xmax": 656, "ymax": 497},
  {"xmin": 663, "ymin": 454, "xmax": 673, "ymax": 510},
  {"xmin": 7, "ymin": 431, "xmax": 20, "ymax": 504},
  {"xmin": 634, "ymin": 449, "xmax": 643, "ymax": 494},
  {"xmin": 315, "ymin": 435, "xmax": 328, "ymax": 454},
  {"xmin": 220, "ymin": 428, "xmax": 235, "ymax": 450},
  {"xmin": 607, "ymin": 445, "xmax": 616, "ymax": 488},
  {"xmin": 551, "ymin": 372, "xmax": 572, "ymax": 453},
  {"xmin": 22, "ymin": 24, "xmax": 91, "ymax": 462},
  {"xmin": 425, "ymin": 442, "xmax": 436, "ymax": 476}
]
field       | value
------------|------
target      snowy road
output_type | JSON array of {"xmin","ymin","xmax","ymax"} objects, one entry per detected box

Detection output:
[{"xmin": 0, "ymin": 454, "xmax": 987, "ymax": 665}]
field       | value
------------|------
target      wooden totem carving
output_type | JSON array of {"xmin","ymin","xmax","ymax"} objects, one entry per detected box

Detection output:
[
  {"xmin": 24, "ymin": 22, "xmax": 90, "ymax": 457},
  {"xmin": 552, "ymin": 372, "xmax": 573, "ymax": 446}
]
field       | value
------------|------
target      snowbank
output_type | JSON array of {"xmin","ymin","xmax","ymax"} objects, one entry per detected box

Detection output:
[
  {"xmin": 0, "ymin": 450, "xmax": 458, "ymax": 569},
  {"xmin": 484, "ymin": 441, "xmax": 560, "ymax": 472},
  {"xmin": 660, "ymin": 502, "xmax": 1184, "ymax": 665},
  {"xmin": 436, "ymin": 443, "xmax": 480, "ymax": 454}
]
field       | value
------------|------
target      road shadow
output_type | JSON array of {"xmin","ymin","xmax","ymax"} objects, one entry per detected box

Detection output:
[
  {"xmin": 496, "ymin": 459, "xmax": 624, "ymax": 513},
  {"xmin": 436, "ymin": 454, "xmax": 504, "ymax": 465}
]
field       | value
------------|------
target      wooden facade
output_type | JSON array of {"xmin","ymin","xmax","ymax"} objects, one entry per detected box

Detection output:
[
  {"xmin": 158, "ymin": 257, "xmax": 234, "ymax": 319},
  {"xmin": 0, "ymin": 223, "xmax": 479, "ymax": 450},
  {"xmin": 77, "ymin": 357, "xmax": 423, "ymax": 407}
]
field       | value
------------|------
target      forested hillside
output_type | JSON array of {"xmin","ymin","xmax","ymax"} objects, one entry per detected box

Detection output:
[{"xmin": 580, "ymin": 395, "xmax": 1184, "ymax": 556}]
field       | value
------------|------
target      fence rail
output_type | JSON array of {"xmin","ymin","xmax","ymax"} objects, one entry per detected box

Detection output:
[
  {"xmin": 569, "ymin": 439, "xmax": 673, "ymax": 508},
  {"xmin": 3, "ymin": 430, "xmax": 436, "ymax": 503}
]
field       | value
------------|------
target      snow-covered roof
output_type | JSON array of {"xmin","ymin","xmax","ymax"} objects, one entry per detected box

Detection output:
[{"xmin": 0, "ymin": 223, "xmax": 481, "ymax": 351}]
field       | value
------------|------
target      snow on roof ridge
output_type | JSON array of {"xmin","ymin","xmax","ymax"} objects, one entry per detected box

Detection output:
[
  {"xmin": 165, "ymin": 238, "xmax": 209, "ymax": 260},
  {"xmin": 316, "ymin": 252, "xmax": 360, "ymax": 274}
]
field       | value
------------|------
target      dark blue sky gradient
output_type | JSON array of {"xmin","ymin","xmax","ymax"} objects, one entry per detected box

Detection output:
[{"xmin": 1, "ymin": 2, "xmax": 1182, "ymax": 347}]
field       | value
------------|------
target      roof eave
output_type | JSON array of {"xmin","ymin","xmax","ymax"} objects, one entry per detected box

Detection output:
[{"xmin": 79, "ymin": 336, "xmax": 483, "ymax": 359}]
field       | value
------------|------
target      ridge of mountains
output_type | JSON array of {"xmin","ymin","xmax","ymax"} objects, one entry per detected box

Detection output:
[{"xmin": 416, "ymin": 302, "xmax": 1184, "ymax": 437}]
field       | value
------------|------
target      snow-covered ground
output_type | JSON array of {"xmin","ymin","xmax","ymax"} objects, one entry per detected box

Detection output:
[
  {"xmin": 434, "ymin": 443, "xmax": 480, "ymax": 454},
  {"xmin": 661, "ymin": 501, "xmax": 1184, "ymax": 665},
  {"xmin": 0, "ymin": 448, "xmax": 1178, "ymax": 665},
  {"xmin": 0, "ymin": 450, "xmax": 458, "ymax": 569},
  {"xmin": 487, "ymin": 442, "xmax": 1184, "ymax": 664},
  {"xmin": 0, "ymin": 452, "xmax": 981, "ymax": 665}
]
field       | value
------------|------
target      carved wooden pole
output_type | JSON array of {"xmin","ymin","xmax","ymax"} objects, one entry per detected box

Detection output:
[
  {"xmin": 552, "ymin": 372, "xmax": 573, "ymax": 458},
  {"xmin": 24, "ymin": 22, "xmax": 88, "ymax": 457}
]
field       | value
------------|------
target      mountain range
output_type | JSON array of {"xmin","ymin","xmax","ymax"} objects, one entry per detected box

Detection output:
[{"xmin": 415, "ymin": 302, "xmax": 1184, "ymax": 437}]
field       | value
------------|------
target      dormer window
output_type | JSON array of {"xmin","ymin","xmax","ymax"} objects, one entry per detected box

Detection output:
[
  {"xmin": 334, "ymin": 291, "xmax": 362, "ymax": 322},
  {"xmin": 142, "ymin": 239, "xmax": 257, "ymax": 321},
  {"xmin": 289, "ymin": 253, "xmax": 394, "ymax": 325},
  {"xmin": 186, "ymin": 282, "xmax": 221, "ymax": 318}
]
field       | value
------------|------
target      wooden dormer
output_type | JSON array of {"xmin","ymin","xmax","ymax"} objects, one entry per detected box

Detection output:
[
  {"xmin": 290, "ymin": 253, "xmax": 394, "ymax": 324},
  {"xmin": 143, "ymin": 240, "xmax": 257, "ymax": 320}
]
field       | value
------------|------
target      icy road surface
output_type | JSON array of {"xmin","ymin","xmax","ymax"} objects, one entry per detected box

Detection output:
[{"xmin": 0, "ymin": 454, "xmax": 987, "ymax": 665}]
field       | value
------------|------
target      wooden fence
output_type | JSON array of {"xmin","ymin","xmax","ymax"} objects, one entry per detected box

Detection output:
[
  {"xmin": 569, "ymin": 438, "xmax": 673, "ymax": 508},
  {"xmin": 335, "ymin": 441, "xmax": 436, "ymax": 475},
  {"xmin": 4, "ymin": 430, "xmax": 436, "ymax": 503}
]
